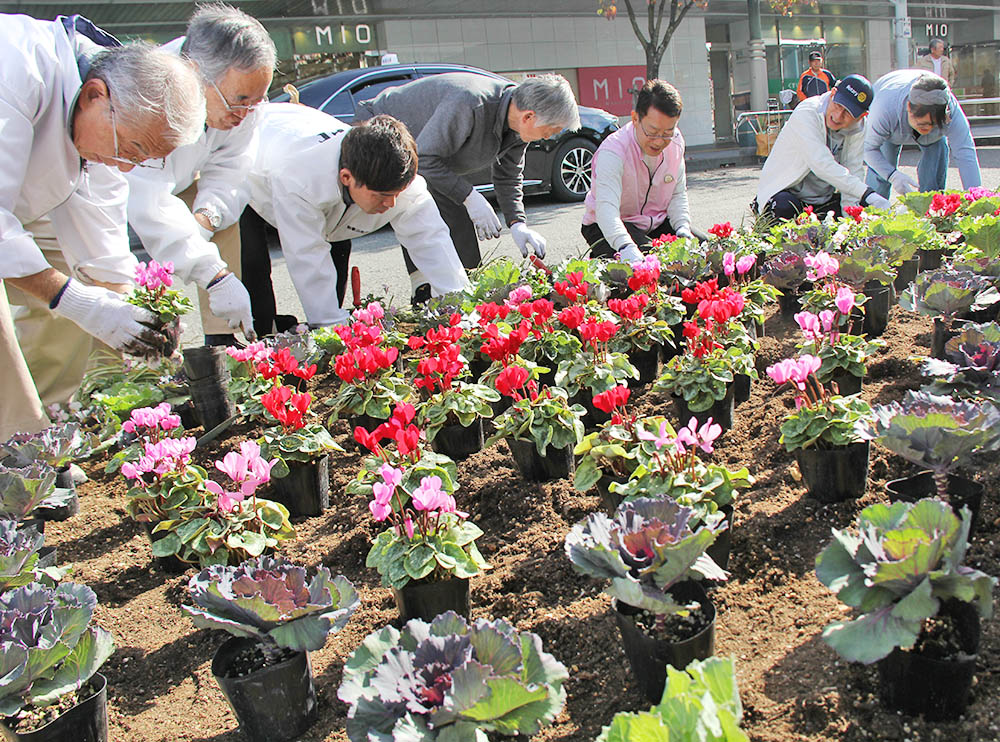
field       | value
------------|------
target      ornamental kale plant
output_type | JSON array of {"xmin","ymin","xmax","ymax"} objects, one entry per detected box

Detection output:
[
  {"xmin": 1, "ymin": 423, "xmax": 89, "ymax": 470},
  {"xmin": 565, "ymin": 497, "xmax": 726, "ymax": 616},
  {"xmin": 596, "ymin": 657, "xmax": 748, "ymax": 742},
  {"xmin": 858, "ymin": 390, "xmax": 1000, "ymax": 498},
  {"xmin": 899, "ymin": 269, "xmax": 1000, "ymax": 325},
  {"xmin": 0, "ymin": 519, "xmax": 44, "ymax": 593},
  {"xmin": 921, "ymin": 325, "xmax": 1000, "ymax": 404},
  {"xmin": 0, "ymin": 582, "xmax": 114, "ymax": 717},
  {"xmin": 761, "ymin": 250, "xmax": 808, "ymax": 291},
  {"xmin": 0, "ymin": 464, "xmax": 71, "ymax": 520},
  {"xmin": 338, "ymin": 611, "xmax": 568, "ymax": 741},
  {"xmin": 816, "ymin": 499, "xmax": 996, "ymax": 664},
  {"xmin": 183, "ymin": 555, "xmax": 359, "ymax": 659}
]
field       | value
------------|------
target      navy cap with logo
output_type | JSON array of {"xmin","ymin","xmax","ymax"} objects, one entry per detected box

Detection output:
[
  {"xmin": 808, "ymin": 51, "xmax": 823, "ymax": 61},
  {"xmin": 832, "ymin": 73, "xmax": 874, "ymax": 118}
]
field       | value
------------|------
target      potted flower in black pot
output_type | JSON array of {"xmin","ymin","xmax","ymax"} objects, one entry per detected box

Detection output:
[
  {"xmin": 0, "ymin": 465, "xmax": 72, "ymax": 533},
  {"xmin": 486, "ymin": 366, "xmax": 586, "ymax": 482},
  {"xmin": 183, "ymin": 556, "xmax": 359, "ymax": 742},
  {"xmin": 0, "ymin": 520, "xmax": 45, "ymax": 591},
  {"xmin": 653, "ymin": 340, "xmax": 741, "ymax": 432},
  {"xmin": 259, "ymin": 384, "xmax": 341, "ymax": 516},
  {"xmin": 793, "ymin": 307, "xmax": 884, "ymax": 396},
  {"xmin": 816, "ymin": 498, "xmax": 996, "ymax": 720},
  {"xmin": 338, "ymin": 611, "xmax": 568, "ymax": 741},
  {"xmin": 858, "ymin": 390, "xmax": 1000, "ymax": 532},
  {"xmin": 607, "ymin": 292, "xmax": 674, "ymax": 386},
  {"xmin": 1, "ymin": 424, "xmax": 89, "ymax": 520},
  {"xmin": 920, "ymin": 323, "xmax": 1000, "ymax": 405},
  {"xmin": 899, "ymin": 268, "xmax": 1000, "ymax": 358},
  {"xmin": 565, "ymin": 497, "xmax": 727, "ymax": 703},
  {"xmin": 0, "ymin": 582, "xmax": 115, "ymax": 742},
  {"xmin": 761, "ymin": 250, "xmax": 809, "ymax": 318},
  {"xmin": 597, "ymin": 656, "xmax": 748, "ymax": 741},
  {"xmin": 573, "ymin": 386, "xmax": 642, "ymax": 510},
  {"xmin": 766, "ymin": 354, "xmax": 875, "ymax": 502}
]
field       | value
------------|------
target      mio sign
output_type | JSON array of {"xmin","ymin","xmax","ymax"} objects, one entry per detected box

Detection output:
[
  {"xmin": 578, "ymin": 65, "xmax": 647, "ymax": 116},
  {"xmin": 925, "ymin": 23, "xmax": 949, "ymax": 38}
]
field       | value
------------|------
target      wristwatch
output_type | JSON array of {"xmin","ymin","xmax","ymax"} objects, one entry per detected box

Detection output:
[{"xmin": 195, "ymin": 207, "xmax": 222, "ymax": 231}]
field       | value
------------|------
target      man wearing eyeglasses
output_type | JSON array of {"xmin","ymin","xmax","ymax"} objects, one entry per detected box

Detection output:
[
  {"xmin": 0, "ymin": 14, "xmax": 206, "ymax": 439},
  {"xmin": 755, "ymin": 74, "xmax": 890, "ymax": 221},
  {"xmin": 582, "ymin": 79, "xmax": 693, "ymax": 264},
  {"xmin": 125, "ymin": 4, "xmax": 272, "ymax": 345}
]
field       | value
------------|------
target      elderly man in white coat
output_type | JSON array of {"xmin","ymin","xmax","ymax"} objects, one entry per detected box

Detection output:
[
  {"xmin": 1, "ymin": 13, "xmax": 206, "ymax": 439},
  {"xmin": 126, "ymin": 3, "xmax": 270, "ymax": 346},
  {"xmin": 237, "ymin": 104, "xmax": 469, "ymax": 327},
  {"xmin": 755, "ymin": 74, "xmax": 890, "ymax": 221}
]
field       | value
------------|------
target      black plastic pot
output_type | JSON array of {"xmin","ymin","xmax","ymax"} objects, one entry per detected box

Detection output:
[
  {"xmin": 824, "ymin": 370, "xmax": 862, "ymax": 396},
  {"xmin": 187, "ymin": 377, "xmax": 237, "ymax": 431},
  {"xmin": 32, "ymin": 491, "xmax": 79, "ymax": 522},
  {"xmin": 627, "ymin": 346, "xmax": 661, "ymax": 388},
  {"xmin": 887, "ymin": 471, "xmax": 984, "ymax": 538},
  {"xmin": 509, "ymin": 439, "xmax": 574, "ymax": 482},
  {"xmin": 733, "ymin": 373, "xmax": 751, "ymax": 406},
  {"xmin": 673, "ymin": 383, "xmax": 735, "ymax": 432},
  {"xmin": 36, "ymin": 546, "xmax": 57, "ymax": 569},
  {"xmin": 393, "ymin": 576, "xmax": 471, "ymax": 622},
  {"xmin": 877, "ymin": 599, "xmax": 980, "ymax": 721},
  {"xmin": 659, "ymin": 339, "xmax": 680, "ymax": 365},
  {"xmin": 212, "ymin": 637, "xmax": 317, "ymax": 742},
  {"xmin": 16, "ymin": 518, "xmax": 44, "ymax": 536},
  {"xmin": 615, "ymin": 582, "xmax": 716, "ymax": 704},
  {"xmin": 778, "ymin": 289, "xmax": 803, "ymax": 319},
  {"xmin": 0, "ymin": 674, "xmax": 107, "ymax": 742},
  {"xmin": 54, "ymin": 466, "xmax": 74, "ymax": 491},
  {"xmin": 597, "ymin": 474, "xmax": 627, "ymax": 515},
  {"xmin": 182, "ymin": 346, "xmax": 230, "ymax": 381},
  {"xmin": 893, "ymin": 258, "xmax": 919, "ymax": 295},
  {"xmin": 918, "ymin": 247, "xmax": 946, "ymax": 272},
  {"xmin": 431, "ymin": 420, "xmax": 484, "ymax": 461},
  {"xmin": 932, "ymin": 318, "xmax": 963, "ymax": 360},
  {"xmin": 705, "ymin": 505, "xmax": 734, "ymax": 571},
  {"xmin": 794, "ymin": 441, "xmax": 870, "ymax": 503},
  {"xmin": 862, "ymin": 284, "xmax": 891, "ymax": 337},
  {"xmin": 142, "ymin": 523, "xmax": 191, "ymax": 575},
  {"xmin": 572, "ymin": 392, "xmax": 611, "ymax": 430},
  {"xmin": 271, "ymin": 456, "xmax": 329, "ymax": 517},
  {"xmin": 174, "ymin": 399, "xmax": 199, "ymax": 431}
]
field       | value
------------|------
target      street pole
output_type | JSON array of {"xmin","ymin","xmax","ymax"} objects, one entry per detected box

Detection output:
[
  {"xmin": 892, "ymin": 0, "xmax": 911, "ymax": 69},
  {"xmin": 747, "ymin": 0, "xmax": 768, "ymax": 111}
]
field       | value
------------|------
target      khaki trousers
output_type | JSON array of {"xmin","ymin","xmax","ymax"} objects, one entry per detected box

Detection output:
[
  {"xmin": 0, "ymin": 282, "xmax": 49, "ymax": 440},
  {"xmin": 176, "ymin": 182, "xmax": 243, "ymax": 336}
]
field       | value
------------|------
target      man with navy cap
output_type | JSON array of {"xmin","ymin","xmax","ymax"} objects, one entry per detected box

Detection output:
[
  {"xmin": 756, "ymin": 74, "xmax": 889, "ymax": 221},
  {"xmin": 864, "ymin": 70, "xmax": 980, "ymax": 197}
]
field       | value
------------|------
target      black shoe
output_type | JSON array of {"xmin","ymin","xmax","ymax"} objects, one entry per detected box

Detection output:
[
  {"xmin": 411, "ymin": 283, "xmax": 431, "ymax": 306},
  {"xmin": 274, "ymin": 314, "xmax": 300, "ymax": 333},
  {"xmin": 204, "ymin": 333, "xmax": 238, "ymax": 347}
]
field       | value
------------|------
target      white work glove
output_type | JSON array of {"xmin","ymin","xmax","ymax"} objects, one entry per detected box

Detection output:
[
  {"xmin": 675, "ymin": 227, "xmax": 694, "ymax": 240},
  {"xmin": 463, "ymin": 191, "xmax": 503, "ymax": 241},
  {"xmin": 617, "ymin": 244, "xmax": 644, "ymax": 265},
  {"xmin": 52, "ymin": 279, "xmax": 171, "ymax": 358},
  {"xmin": 510, "ymin": 222, "xmax": 546, "ymax": 259},
  {"xmin": 864, "ymin": 192, "xmax": 891, "ymax": 209},
  {"xmin": 207, "ymin": 273, "xmax": 257, "ymax": 341},
  {"xmin": 889, "ymin": 170, "xmax": 919, "ymax": 195}
]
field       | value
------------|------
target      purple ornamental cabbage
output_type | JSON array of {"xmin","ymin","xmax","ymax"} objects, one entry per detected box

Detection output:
[
  {"xmin": 338, "ymin": 611, "xmax": 568, "ymax": 741},
  {"xmin": 898, "ymin": 269, "xmax": 1000, "ymax": 321},
  {"xmin": 564, "ymin": 497, "xmax": 726, "ymax": 615},
  {"xmin": 1, "ymin": 424, "xmax": 88, "ymax": 469},
  {"xmin": 0, "ymin": 464, "xmax": 66, "ymax": 519},
  {"xmin": 183, "ymin": 555, "xmax": 359, "ymax": 656},
  {"xmin": 0, "ymin": 519, "xmax": 44, "ymax": 593},
  {"xmin": 761, "ymin": 251, "xmax": 808, "ymax": 290},
  {"xmin": 922, "ymin": 326, "xmax": 1000, "ymax": 403}
]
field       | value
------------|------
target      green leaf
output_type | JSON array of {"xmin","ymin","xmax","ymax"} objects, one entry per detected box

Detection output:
[
  {"xmin": 150, "ymin": 532, "xmax": 182, "ymax": 558},
  {"xmin": 459, "ymin": 676, "xmax": 548, "ymax": 727}
]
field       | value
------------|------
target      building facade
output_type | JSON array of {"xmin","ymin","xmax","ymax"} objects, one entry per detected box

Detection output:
[{"xmin": 1, "ymin": 0, "xmax": 997, "ymax": 145}]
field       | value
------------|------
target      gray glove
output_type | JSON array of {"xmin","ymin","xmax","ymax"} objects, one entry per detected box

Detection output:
[
  {"xmin": 675, "ymin": 227, "xmax": 694, "ymax": 240},
  {"xmin": 52, "ymin": 280, "xmax": 171, "ymax": 358},
  {"xmin": 889, "ymin": 170, "xmax": 919, "ymax": 195},
  {"xmin": 207, "ymin": 272, "xmax": 256, "ymax": 341},
  {"xmin": 864, "ymin": 192, "xmax": 891, "ymax": 209},
  {"xmin": 463, "ymin": 190, "xmax": 502, "ymax": 241},
  {"xmin": 510, "ymin": 222, "xmax": 546, "ymax": 259},
  {"xmin": 618, "ymin": 244, "xmax": 644, "ymax": 265}
]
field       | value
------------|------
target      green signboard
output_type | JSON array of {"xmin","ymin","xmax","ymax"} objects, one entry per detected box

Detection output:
[{"xmin": 291, "ymin": 22, "xmax": 378, "ymax": 54}]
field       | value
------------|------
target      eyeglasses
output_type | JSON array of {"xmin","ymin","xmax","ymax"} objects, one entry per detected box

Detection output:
[
  {"xmin": 108, "ymin": 105, "xmax": 165, "ymax": 169},
  {"xmin": 638, "ymin": 119, "xmax": 678, "ymax": 142},
  {"xmin": 210, "ymin": 80, "xmax": 268, "ymax": 113}
]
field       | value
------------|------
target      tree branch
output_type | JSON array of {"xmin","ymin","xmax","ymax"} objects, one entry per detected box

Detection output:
[
  {"xmin": 657, "ymin": 0, "xmax": 696, "ymax": 57},
  {"xmin": 622, "ymin": 0, "xmax": 651, "ymax": 51}
]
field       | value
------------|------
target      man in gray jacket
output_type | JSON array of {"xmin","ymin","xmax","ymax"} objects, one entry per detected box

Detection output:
[{"xmin": 357, "ymin": 73, "xmax": 579, "ymax": 300}]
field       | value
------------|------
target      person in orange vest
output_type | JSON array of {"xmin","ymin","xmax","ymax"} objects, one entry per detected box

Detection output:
[{"xmin": 798, "ymin": 51, "xmax": 837, "ymax": 101}]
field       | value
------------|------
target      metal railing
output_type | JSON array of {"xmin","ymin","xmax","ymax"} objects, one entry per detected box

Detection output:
[{"xmin": 733, "ymin": 96, "xmax": 1000, "ymax": 141}]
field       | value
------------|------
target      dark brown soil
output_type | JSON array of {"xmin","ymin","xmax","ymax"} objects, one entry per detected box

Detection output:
[{"xmin": 50, "ymin": 303, "xmax": 1000, "ymax": 741}]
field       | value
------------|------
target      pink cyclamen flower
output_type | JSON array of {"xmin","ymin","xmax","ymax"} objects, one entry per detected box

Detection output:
[
  {"xmin": 818, "ymin": 309, "xmax": 836, "ymax": 333},
  {"xmin": 766, "ymin": 359, "xmax": 796, "ymax": 385},
  {"xmin": 794, "ymin": 312, "xmax": 822, "ymax": 341},
  {"xmin": 692, "ymin": 417, "xmax": 722, "ymax": 453},
  {"xmin": 411, "ymin": 475, "xmax": 447, "ymax": 512},
  {"xmin": 795, "ymin": 354, "xmax": 822, "ymax": 379},
  {"xmin": 352, "ymin": 301, "xmax": 385, "ymax": 326},
  {"xmin": 134, "ymin": 260, "xmax": 174, "ymax": 291},
  {"xmin": 803, "ymin": 252, "xmax": 839, "ymax": 281},
  {"xmin": 369, "ymin": 497, "xmax": 392, "ymax": 521},
  {"xmin": 379, "ymin": 463, "xmax": 403, "ymax": 489},
  {"xmin": 205, "ymin": 480, "xmax": 245, "ymax": 513},
  {"xmin": 637, "ymin": 419, "xmax": 672, "ymax": 451},
  {"xmin": 722, "ymin": 252, "xmax": 736, "ymax": 277},
  {"xmin": 508, "ymin": 285, "xmax": 534, "ymax": 304},
  {"xmin": 736, "ymin": 254, "xmax": 757, "ymax": 275},
  {"xmin": 835, "ymin": 287, "xmax": 855, "ymax": 315},
  {"xmin": 403, "ymin": 516, "xmax": 415, "ymax": 539}
]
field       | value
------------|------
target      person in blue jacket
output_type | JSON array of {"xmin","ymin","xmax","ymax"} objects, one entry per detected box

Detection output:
[{"xmin": 864, "ymin": 70, "xmax": 981, "ymax": 197}]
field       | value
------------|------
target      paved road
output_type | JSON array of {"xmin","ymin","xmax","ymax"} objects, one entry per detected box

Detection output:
[{"xmin": 177, "ymin": 145, "xmax": 1000, "ymax": 347}]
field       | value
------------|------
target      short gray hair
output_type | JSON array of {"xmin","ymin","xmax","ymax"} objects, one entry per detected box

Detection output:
[
  {"xmin": 88, "ymin": 43, "xmax": 206, "ymax": 149},
  {"xmin": 512, "ymin": 74, "xmax": 580, "ymax": 131},
  {"xmin": 181, "ymin": 3, "xmax": 277, "ymax": 83}
]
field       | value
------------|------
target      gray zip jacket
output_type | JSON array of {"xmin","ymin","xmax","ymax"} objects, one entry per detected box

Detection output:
[{"xmin": 357, "ymin": 73, "xmax": 528, "ymax": 225}]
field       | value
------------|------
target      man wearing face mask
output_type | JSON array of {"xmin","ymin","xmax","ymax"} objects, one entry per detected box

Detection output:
[
  {"xmin": 356, "ymin": 73, "xmax": 580, "ymax": 301},
  {"xmin": 235, "ymin": 104, "xmax": 468, "ymax": 328},
  {"xmin": 0, "ymin": 14, "xmax": 206, "ymax": 439},
  {"xmin": 581, "ymin": 79, "xmax": 694, "ymax": 264},
  {"xmin": 864, "ymin": 70, "xmax": 981, "ymax": 197},
  {"xmin": 755, "ymin": 74, "xmax": 889, "ymax": 221},
  {"xmin": 125, "ymin": 3, "xmax": 272, "ymax": 346}
]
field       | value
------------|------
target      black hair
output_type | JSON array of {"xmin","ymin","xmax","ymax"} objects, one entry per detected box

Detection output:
[
  {"xmin": 909, "ymin": 74, "xmax": 950, "ymax": 128},
  {"xmin": 340, "ymin": 114, "xmax": 418, "ymax": 192},
  {"xmin": 635, "ymin": 79, "xmax": 683, "ymax": 119}
]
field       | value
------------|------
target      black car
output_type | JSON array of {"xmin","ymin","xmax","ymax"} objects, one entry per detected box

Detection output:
[{"xmin": 272, "ymin": 63, "xmax": 619, "ymax": 202}]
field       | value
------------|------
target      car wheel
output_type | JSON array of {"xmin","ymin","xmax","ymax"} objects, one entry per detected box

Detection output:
[{"xmin": 551, "ymin": 137, "xmax": 596, "ymax": 202}]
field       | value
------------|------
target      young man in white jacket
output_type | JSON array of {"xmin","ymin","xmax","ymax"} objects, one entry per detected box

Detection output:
[
  {"xmin": 237, "ymin": 104, "xmax": 469, "ymax": 327},
  {"xmin": 755, "ymin": 74, "xmax": 890, "ymax": 221},
  {"xmin": 126, "ymin": 4, "xmax": 272, "ymax": 345},
  {"xmin": 0, "ymin": 14, "xmax": 205, "ymax": 439}
]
